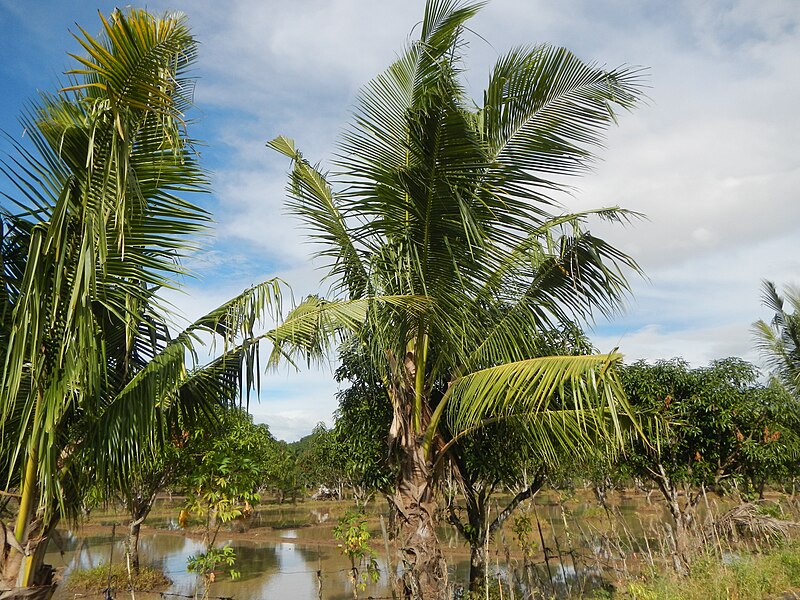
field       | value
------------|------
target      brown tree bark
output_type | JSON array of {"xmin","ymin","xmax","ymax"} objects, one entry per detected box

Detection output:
[
  {"xmin": 387, "ymin": 354, "xmax": 447, "ymax": 600},
  {"xmin": 447, "ymin": 469, "xmax": 545, "ymax": 595},
  {"xmin": 125, "ymin": 491, "xmax": 158, "ymax": 575},
  {"xmin": 653, "ymin": 464, "xmax": 700, "ymax": 573},
  {"xmin": 128, "ymin": 516, "xmax": 144, "ymax": 574}
]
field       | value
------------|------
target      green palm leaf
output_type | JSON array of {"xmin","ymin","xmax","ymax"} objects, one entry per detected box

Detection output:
[
  {"xmin": 430, "ymin": 353, "xmax": 631, "ymax": 451},
  {"xmin": 754, "ymin": 280, "xmax": 800, "ymax": 396},
  {"xmin": 270, "ymin": 0, "xmax": 647, "ymax": 591},
  {"xmin": 0, "ymin": 8, "xmax": 207, "ymax": 525}
]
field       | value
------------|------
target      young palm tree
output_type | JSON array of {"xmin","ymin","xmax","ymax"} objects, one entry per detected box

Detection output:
[
  {"xmin": 0, "ymin": 10, "xmax": 282, "ymax": 593},
  {"xmin": 269, "ymin": 0, "xmax": 645, "ymax": 596},
  {"xmin": 754, "ymin": 280, "xmax": 800, "ymax": 397}
]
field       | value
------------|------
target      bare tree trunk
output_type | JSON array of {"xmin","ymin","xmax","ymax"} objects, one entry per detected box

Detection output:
[
  {"xmin": 391, "ymin": 436, "xmax": 447, "ymax": 599},
  {"xmin": 447, "ymin": 485, "xmax": 486, "ymax": 596},
  {"xmin": 468, "ymin": 544, "xmax": 486, "ymax": 594},
  {"xmin": 653, "ymin": 464, "xmax": 697, "ymax": 573},
  {"xmin": 128, "ymin": 519, "xmax": 143, "ymax": 574},
  {"xmin": 449, "ymin": 473, "xmax": 545, "ymax": 596},
  {"xmin": 389, "ymin": 379, "xmax": 447, "ymax": 600},
  {"xmin": 127, "ymin": 494, "xmax": 156, "ymax": 574}
]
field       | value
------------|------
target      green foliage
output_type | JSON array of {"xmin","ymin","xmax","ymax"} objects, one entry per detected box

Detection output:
[
  {"xmin": 333, "ymin": 337, "xmax": 395, "ymax": 500},
  {"xmin": 0, "ymin": 10, "xmax": 288, "ymax": 592},
  {"xmin": 268, "ymin": 1, "xmax": 646, "ymax": 589},
  {"xmin": 181, "ymin": 407, "xmax": 278, "ymax": 594},
  {"xmin": 511, "ymin": 512, "xmax": 538, "ymax": 560},
  {"xmin": 465, "ymin": 584, "xmax": 506, "ymax": 600},
  {"xmin": 0, "ymin": 6, "xmax": 209, "ymax": 526},
  {"xmin": 266, "ymin": 440, "xmax": 302, "ymax": 503},
  {"xmin": 187, "ymin": 545, "xmax": 240, "ymax": 583},
  {"xmin": 293, "ymin": 423, "xmax": 345, "ymax": 492},
  {"xmin": 620, "ymin": 357, "xmax": 800, "ymax": 493},
  {"xmin": 333, "ymin": 511, "xmax": 380, "ymax": 591},
  {"xmin": 755, "ymin": 500, "xmax": 785, "ymax": 519},
  {"xmin": 754, "ymin": 280, "xmax": 800, "ymax": 398},
  {"xmin": 182, "ymin": 408, "xmax": 276, "ymax": 528},
  {"xmin": 268, "ymin": 0, "xmax": 647, "ymax": 459}
]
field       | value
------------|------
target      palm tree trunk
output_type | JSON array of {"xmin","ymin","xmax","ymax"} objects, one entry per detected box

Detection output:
[
  {"xmin": 389, "ymin": 385, "xmax": 447, "ymax": 600},
  {"xmin": 7, "ymin": 390, "xmax": 52, "ymax": 590},
  {"xmin": 2, "ymin": 516, "xmax": 57, "ymax": 595}
]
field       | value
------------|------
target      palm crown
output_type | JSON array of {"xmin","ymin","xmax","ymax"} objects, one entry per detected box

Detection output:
[
  {"xmin": 269, "ymin": 1, "xmax": 646, "ymax": 594},
  {"xmin": 270, "ymin": 0, "xmax": 645, "ymax": 440},
  {"xmin": 754, "ymin": 281, "xmax": 800, "ymax": 397}
]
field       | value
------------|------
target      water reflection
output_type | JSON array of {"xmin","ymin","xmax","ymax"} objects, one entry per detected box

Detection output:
[
  {"xmin": 47, "ymin": 530, "xmax": 469, "ymax": 600},
  {"xmin": 47, "ymin": 493, "xmax": 669, "ymax": 599}
]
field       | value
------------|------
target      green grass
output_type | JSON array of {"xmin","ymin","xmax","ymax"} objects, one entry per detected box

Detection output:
[
  {"xmin": 622, "ymin": 545, "xmax": 800, "ymax": 599},
  {"xmin": 65, "ymin": 563, "xmax": 171, "ymax": 593}
]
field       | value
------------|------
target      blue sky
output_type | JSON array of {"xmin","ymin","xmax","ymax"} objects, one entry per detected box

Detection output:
[{"xmin": 1, "ymin": 0, "xmax": 798, "ymax": 440}]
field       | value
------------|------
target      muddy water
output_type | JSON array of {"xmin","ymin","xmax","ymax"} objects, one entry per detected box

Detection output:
[
  {"xmin": 47, "ymin": 529, "xmax": 471, "ymax": 600},
  {"xmin": 47, "ymin": 492, "xmax": 670, "ymax": 599}
]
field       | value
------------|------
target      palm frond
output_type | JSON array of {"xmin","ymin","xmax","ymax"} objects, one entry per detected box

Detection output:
[
  {"xmin": 483, "ymin": 44, "xmax": 646, "ymax": 174},
  {"xmin": 754, "ymin": 280, "xmax": 800, "ymax": 396},
  {"xmin": 267, "ymin": 294, "xmax": 433, "ymax": 368},
  {"xmin": 0, "ymin": 8, "xmax": 207, "ymax": 520},
  {"xmin": 268, "ymin": 137, "xmax": 369, "ymax": 296},
  {"xmin": 434, "ymin": 353, "xmax": 633, "ymax": 454}
]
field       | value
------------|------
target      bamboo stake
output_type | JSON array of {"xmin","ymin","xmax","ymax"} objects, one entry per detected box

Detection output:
[{"xmin": 532, "ymin": 501, "xmax": 553, "ymax": 596}]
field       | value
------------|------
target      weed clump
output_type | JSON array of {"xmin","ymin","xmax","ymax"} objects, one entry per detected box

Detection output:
[{"xmin": 65, "ymin": 563, "xmax": 170, "ymax": 593}]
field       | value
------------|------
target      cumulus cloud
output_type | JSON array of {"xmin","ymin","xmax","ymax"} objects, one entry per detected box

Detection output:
[
  {"xmin": 2, "ymin": 0, "xmax": 798, "ymax": 439},
  {"xmin": 167, "ymin": 0, "xmax": 800, "ymax": 436}
]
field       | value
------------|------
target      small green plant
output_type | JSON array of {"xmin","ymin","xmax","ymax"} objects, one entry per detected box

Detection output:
[
  {"xmin": 465, "ymin": 583, "xmax": 506, "ymax": 599},
  {"xmin": 511, "ymin": 513, "xmax": 537, "ymax": 559},
  {"xmin": 181, "ymin": 415, "xmax": 266, "ymax": 599},
  {"xmin": 755, "ymin": 500, "xmax": 783, "ymax": 519},
  {"xmin": 187, "ymin": 545, "xmax": 240, "ymax": 589},
  {"xmin": 333, "ymin": 511, "xmax": 380, "ymax": 597},
  {"xmin": 625, "ymin": 581, "xmax": 657, "ymax": 599}
]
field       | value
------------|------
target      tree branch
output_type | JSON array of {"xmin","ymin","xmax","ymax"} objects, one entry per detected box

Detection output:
[{"xmin": 489, "ymin": 469, "xmax": 545, "ymax": 535}]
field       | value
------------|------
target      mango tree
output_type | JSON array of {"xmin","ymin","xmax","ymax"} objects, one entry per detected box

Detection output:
[
  {"xmin": 333, "ymin": 337, "xmax": 395, "ymax": 509},
  {"xmin": 619, "ymin": 357, "xmax": 795, "ymax": 569},
  {"xmin": 183, "ymin": 408, "xmax": 278, "ymax": 596}
]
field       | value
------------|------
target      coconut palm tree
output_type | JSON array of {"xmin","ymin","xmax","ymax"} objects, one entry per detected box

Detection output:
[
  {"xmin": 268, "ymin": 0, "xmax": 645, "ymax": 596},
  {"xmin": 0, "ymin": 10, "xmax": 282, "ymax": 594},
  {"xmin": 754, "ymin": 280, "xmax": 800, "ymax": 397}
]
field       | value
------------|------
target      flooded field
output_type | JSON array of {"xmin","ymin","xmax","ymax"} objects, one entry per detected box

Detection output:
[
  {"xmin": 44, "ymin": 490, "xmax": 730, "ymax": 599},
  {"xmin": 48, "ymin": 530, "xmax": 415, "ymax": 600}
]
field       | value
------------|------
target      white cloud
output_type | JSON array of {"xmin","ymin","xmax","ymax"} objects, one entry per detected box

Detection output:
[
  {"xmin": 250, "ymin": 367, "xmax": 342, "ymax": 442},
  {"xmin": 5, "ymin": 0, "xmax": 799, "ymax": 438},
  {"xmin": 188, "ymin": 0, "xmax": 799, "ymax": 433},
  {"xmin": 593, "ymin": 322, "xmax": 760, "ymax": 368}
]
